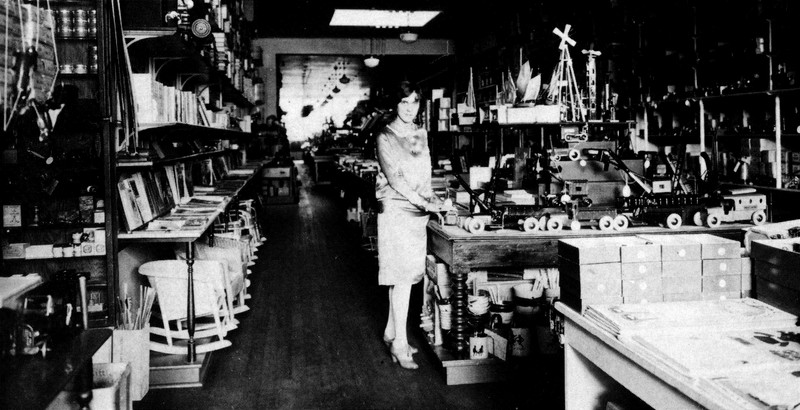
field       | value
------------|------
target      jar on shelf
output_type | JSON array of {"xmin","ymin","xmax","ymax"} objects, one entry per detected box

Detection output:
[
  {"xmin": 88, "ymin": 45, "xmax": 98, "ymax": 73},
  {"xmin": 56, "ymin": 9, "xmax": 72, "ymax": 37}
]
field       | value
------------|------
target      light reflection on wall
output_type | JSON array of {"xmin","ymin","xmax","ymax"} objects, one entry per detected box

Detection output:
[{"xmin": 279, "ymin": 55, "xmax": 371, "ymax": 142}]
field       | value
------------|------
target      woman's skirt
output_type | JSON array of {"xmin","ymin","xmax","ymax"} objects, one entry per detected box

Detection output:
[{"xmin": 377, "ymin": 201, "xmax": 429, "ymax": 286}]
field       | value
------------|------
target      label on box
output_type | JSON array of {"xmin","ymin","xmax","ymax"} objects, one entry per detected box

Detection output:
[
  {"xmin": 702, "ymin": 275, "xmax": 742, "ymax": 293},
  {"xmin": 702, "ymin": 258, "xmax": 742, "ymax": 276},
  {"xmin": 622, "ymin": 277, "xmax": 663, "ymax": 301},
  {"xmin": 687, "ymin": 234, "xmax": 741, "ymax": 259},
  {"xmin": 621, "ymin": 262, "xmax": 661, "ymax": 279}
]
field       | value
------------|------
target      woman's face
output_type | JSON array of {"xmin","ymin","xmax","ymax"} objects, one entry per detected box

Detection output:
[{"xmin": 396, "ymin": 92, "xmax": 420, "ymax": 124}]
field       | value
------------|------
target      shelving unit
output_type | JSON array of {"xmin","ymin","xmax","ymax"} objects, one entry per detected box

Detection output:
[
  {"xmin": 699, "ymin": 88, "xmax": 800, "ymax": 189},
  {"xmin": 1, "ymin": 0, "xmax": 116, "ymax": 328}
]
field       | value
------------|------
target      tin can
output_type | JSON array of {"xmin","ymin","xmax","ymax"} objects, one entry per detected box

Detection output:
[
  {"xmin": 74, "ymin": 64, "xmax": 87, "ymax": 74},
  {"xmin": 73, "ymin": 9, "xmax": 88, "ymax": 38},
  {"xmin": 60, "ymin": 64, "xmax": 74, "ymax": 74},
  {"xmin": 88, "ymin": 9, "xmax": 97, "ymax": 37},
  {"xmin": 88, "ymin": 45, "xmax": 98, "ymax": 73},
  {"xmin": 57, "ymin": 9, "xmax": 72, "ymax": 37}
]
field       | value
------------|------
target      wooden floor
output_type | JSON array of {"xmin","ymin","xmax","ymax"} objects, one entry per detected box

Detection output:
[{"xmin": 135, "ymin": 163, "xmax": 564, "ymax": 410}]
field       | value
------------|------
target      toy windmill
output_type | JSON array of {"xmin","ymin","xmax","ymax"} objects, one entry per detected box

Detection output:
[
  {"xmin": 582, "ymin": 48, "xmax": 602, "ymax": 120},
  {"xmin": 546, "ymin": 24, "xmax": 585, "ymax": 122}
]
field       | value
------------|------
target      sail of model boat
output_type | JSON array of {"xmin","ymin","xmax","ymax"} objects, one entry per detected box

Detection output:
[
  {"xmin": 503, "ymin": 68, "xmax": 517, "ymax": 105},
  {"xmin": 464, "ymin": 67, "xmax": 476, "ymax": 112},
  {"xmin": 522, "ymin": 74, "xmax": 541, "ymax": 103},
  {"xmin": 515, "ymin": 60, "xmax": 531, "ymax": 102}
]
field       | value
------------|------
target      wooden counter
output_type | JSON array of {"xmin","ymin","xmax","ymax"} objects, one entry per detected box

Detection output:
[{"xmin": 424, "ymin": 220, "xmax": 750, "ymax": 384}]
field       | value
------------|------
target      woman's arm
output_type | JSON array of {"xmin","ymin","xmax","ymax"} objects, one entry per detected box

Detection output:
[{"xmin": 376, "ymin": 132, "xmax": 428, "ymax": 209}]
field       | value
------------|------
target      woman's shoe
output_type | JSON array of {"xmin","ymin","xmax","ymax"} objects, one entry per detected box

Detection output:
[
  {"xmin": 383, "ymin": 336, "xmax": 418, "ymax": 354},
  {"xmin": 389, "ymin": 344, "xmax": 419, "ymax": 370}
]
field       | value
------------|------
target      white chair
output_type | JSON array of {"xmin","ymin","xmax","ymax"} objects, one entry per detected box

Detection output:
[
  {"xmin": 175, "ymin": 242, "xmax": 250, "ymax": 318},
  {"xmin": 139, "ymin": 260, "xmax": 235, "ymax": 355}
]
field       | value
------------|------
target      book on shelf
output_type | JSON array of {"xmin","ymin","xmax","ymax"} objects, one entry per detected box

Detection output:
[
  {"xmin": 117, "ymin": 177, "xmax": 144, "ymax": 232},
  {"xmin": 131, "ymin": 173, "xmax": 154, "ymax": 223},
  {"xmin": 154, "ymin": 167, "xmax": 176, "ymax": 212}
]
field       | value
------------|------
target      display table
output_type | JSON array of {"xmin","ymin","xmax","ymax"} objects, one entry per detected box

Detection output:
[
  {"xmin": 556, "ymin": 301, "xmax": 799, "ymax": 409},
  {"xmin": 0, "ymin": 328, "xmax": 112, "ymax": 410},
  {"xmin": 425, "ymin": 221, "xmax": 750, "ymax": 384},
  {"xmin": 118, "ymin": 162, "xmax": 262, "ymax": 388}
]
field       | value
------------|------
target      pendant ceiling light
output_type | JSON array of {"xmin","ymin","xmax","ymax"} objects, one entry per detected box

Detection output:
[
  {"xmin": 332, "ymin": 86, "xmax": 341, "ymax": 93},
  {"xmin": 364, "ymin": 38, "xmax": 381, "ymax": 68},
  {"xmin": 339, "ymin": 74, "xmax": 350, "ymax": 84}
]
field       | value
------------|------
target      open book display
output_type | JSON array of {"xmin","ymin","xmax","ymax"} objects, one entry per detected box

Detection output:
[
  {"xmin": 582, "ymin": 298, "xmax": 800, "ymax": 409},
  {"xmin": 117, "ymin": 162, "xmax": 259, "ymax": 237}
]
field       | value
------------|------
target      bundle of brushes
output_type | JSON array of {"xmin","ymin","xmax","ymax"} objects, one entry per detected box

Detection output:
[{"xmin": 118, "ymin": 284, "xmax": 156, "ymax": 330}]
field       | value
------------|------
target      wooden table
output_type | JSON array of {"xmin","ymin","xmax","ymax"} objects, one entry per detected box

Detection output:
[
  {"xmin": 425, "ymin": 221, "xmax": 749, "ymax": 383},
  {"xmin": 0, "ymin": 328, "xmax": 112, "ymax": 410},
  {"xmin": 556, "ymin": 302, "xmax": 760, "ymax": 410}
]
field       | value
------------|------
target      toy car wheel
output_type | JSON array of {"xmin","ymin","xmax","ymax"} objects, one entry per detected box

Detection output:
[
  {"xmin": 547, "ymin": 218, "xmax": 563, "ymax": 231},
  {"xmin": 613, "ymin": 215, "xmax": 629, "ymax": 230},
  {"xmin": 598, "ymin": 215, "xmax": 614, "ymax": 231},
  {"xmin": 538, "ymin": 216, "xmax": 548, "ymax": 231},
  {"xmin": 751, "ymin": 210, "xmax": 767, "ymax": 225},
  {"xmin": 521, "ymin": 217, "xmax": 539, "ymax": 232},
  {"xmin": 570, "ymin": 220, "xmax": 582, "ymax": 231},
  {"xmin": 462, "ymin": 217, "xmax": 473, "ymax": 231},
  {"xmin": 692, "ymin": 211, "xmax": 704, "ymax": 226},
  {"xmin": 706, "ymin": 214, "xmax": 722, "ymax": 228},
  {"xmin": 666, "ymin": 213, "xmax": 682, "ymax": 229},
  {"xmin": 468, "ymin": 218, "xmax": 485, "ymax": 233}
]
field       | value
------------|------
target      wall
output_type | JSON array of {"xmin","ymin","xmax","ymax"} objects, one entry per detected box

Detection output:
[{"xmin": 252, "ymin": 37, "xmax": 455, "ymax": 118}]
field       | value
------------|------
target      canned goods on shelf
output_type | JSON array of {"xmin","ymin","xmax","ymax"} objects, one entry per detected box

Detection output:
[
  {"xmin": 60, "ymin": 64, "xmax": 74, "ymax": 74},
  {"xmin": 73, "ymin": 64, "xmax": 88, "ymax": 74}
]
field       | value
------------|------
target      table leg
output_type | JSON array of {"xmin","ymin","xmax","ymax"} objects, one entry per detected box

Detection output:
[
  {"xmin": 186, "ymin": 242, "xmax": 196, "ymax": 363},
  {"xmin": 74, "ymin": 357, "xmax": 93, "ymax": 409},
  {"xmin": 450, "ymin": 266, "xmax": 469, "ymax": 354}
]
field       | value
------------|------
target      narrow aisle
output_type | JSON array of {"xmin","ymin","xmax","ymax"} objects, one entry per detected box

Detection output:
[{"xmin": 137, "ymin": 162, "xmax": 558, "ymax": 410}]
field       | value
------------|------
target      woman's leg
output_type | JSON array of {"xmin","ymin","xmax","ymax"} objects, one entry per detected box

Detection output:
[
  {"xmin": 390, "ymin": 283, "xmax": 412, "ymax": 349},
  {"xmin": 384, "ymin": 286, "xmax": 395, "ymax": 341}
]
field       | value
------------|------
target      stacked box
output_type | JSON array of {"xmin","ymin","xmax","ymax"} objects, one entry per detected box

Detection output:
[
  {"xmin": 750, "ymin": 239, "xmax": 800, "ymax": 316},
  {"xmin": 683, "ymin": 234, "xmax": 743, "ymax": 300},
  {"xmin": 558, "ymin": 237, "xmax": 661, "ymax": 311},
  {"xmin": 638, "ymin": 234, "xmax": 702, "ymax": 302}
]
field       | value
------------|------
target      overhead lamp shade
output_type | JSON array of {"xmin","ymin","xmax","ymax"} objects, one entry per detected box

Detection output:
[
  {"xmin": 399, "ymin": 31, "xmax": 418, "ymax": 43},
  {"xmin": 364, "ymin": 56, "xmax": 380, "ymax": 68},
  {"xmin": 339, "ymin": 74, "xmax": 350, "ymax": 84}
]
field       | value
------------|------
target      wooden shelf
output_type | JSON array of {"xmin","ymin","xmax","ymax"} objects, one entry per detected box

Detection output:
[
  {"xmin": 699, "ymin": 87, "xmax": 800, "ymax": 101},
  {"xmin": 138, "ymin": 122, "xmax": 251, "ymax": 140},
  {"xmin": 2, "ymin": 223, "xmax": 105, "ymax": 231},
  {"xmin": 117, "ymin": 149, "xmax": 237, "ymax": 168},
  {"xmin": 2, "ymin": 254, "xmax": 106, "ymax": 263}
]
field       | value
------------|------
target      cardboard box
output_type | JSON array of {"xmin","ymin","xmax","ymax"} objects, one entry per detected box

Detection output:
[
  {"xmin": 686, "ymin": 234, "xmax": 742, "ymax": 259},
  {"xmin": 559, "ymin": 288, "xmax": 623, "ymax": 313},
  {"xmin": 702, "ymin": 258, "xmax": 742, "ymax": 276},
  {"xmin": 663, "ymin": 293, "xmax": 703, "ymax": 302},
  {"xmin": 2, "ymin": 243, "xmax": 29, "ymax": 259},
  {"xmin": 702, "ymin": 275, "xmax": 742, "ymax": 293},
  {"xmin": 484, "ymin": 328, "xmax": 509, "ymax": 361},
  {"xmin": 637, "ymin": 234, "xmax": 701, "ymax": 261},
  {"xmin": 621, "ymin": 262, "xmax": 661, "ymax": 279},
  {"xmin": 661, "ymin": 260, "xmax": 702, "ymax": 277},
  {"xmin": 559, "ymin": 236, "xmax": 661, "ymax": 265},
  {"xmin": 701, "ymin": 291, "xmax": 741, "ymax": 301},
  {"xmin": 559, "ymin": 258, "xmax": 622, "ymax": 283},
  {"xmin": 756, "ymin": 277, "xmax": 800, "ymax": 316},
  {"xmin": 560, "ymin": 269, "xmax": 621, "ymax": 299},
  {"xmin": 662, "ymin": 275, "xmax": 702, "ymax": 294},
  {"xmin": 622, "ymin": 277, "xmax": 663, "ymax": 302},
  {"xmin": 505, "ymin": 105, "xmax": 560, "ymax": 124},
  {"xmin": 753, "ymin": 260, "xmax": 800, "ymax": 291}
]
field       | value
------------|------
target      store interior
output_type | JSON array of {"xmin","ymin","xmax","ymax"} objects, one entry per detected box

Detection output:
[{"xmin": 2, "ymin": 0, "xmax": 800, "ymax": 409}]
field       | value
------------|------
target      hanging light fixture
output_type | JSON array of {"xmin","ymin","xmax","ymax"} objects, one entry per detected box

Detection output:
[
  {"xmin": 364, "ymin": 38, "xmax": 380, "ymax": 68},
  {"xmin": 399, "ymin": 13, "xmax": 418, "ymax": 44}
]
